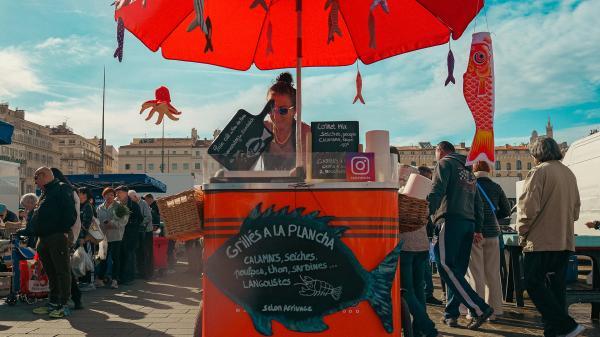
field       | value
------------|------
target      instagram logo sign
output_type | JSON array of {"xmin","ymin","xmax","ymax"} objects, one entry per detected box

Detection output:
[{"xmin": 346, "ymin": 153, "xmax": 375, "ymax": 182}]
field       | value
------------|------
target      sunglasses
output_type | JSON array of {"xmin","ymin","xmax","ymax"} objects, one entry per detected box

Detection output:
[{"xmin": 272, "ymin": 106, "xmax": 295, "ymax": 115}]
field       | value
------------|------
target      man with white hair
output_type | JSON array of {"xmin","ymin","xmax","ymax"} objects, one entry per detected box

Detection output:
[{"xmin": 128, "ymin": 190, "xmax": 153, "ymax": 279}]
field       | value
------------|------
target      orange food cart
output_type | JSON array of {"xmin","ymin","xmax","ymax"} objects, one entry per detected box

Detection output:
[{"xmin": 201, "ymin": 181, "xmax": 403, "ymax": 337}]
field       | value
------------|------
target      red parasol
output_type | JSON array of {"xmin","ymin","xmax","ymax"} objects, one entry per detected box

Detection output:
[{"xmin": 115, "ymin": 0, "xmax": 483, "ymax": 166}]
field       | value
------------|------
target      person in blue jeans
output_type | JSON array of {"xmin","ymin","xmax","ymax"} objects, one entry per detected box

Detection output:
[{"xmin": 427, "ymin": 141, "xmax": 493, "ymax": 330}]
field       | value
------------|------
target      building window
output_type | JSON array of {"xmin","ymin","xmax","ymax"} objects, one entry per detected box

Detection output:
[
  {"xmin": 126, "ymin": 151, "xmax": 130, "ymax": 155},
  {"xmin": 172, "ymin": 151, "xmax": 176, "ymax": 155},
  {"xmin": 410, "ymin": 161, "xmax": 417, "ymax": 166},
  {"xmin": 138, "ymin": 151, "xmax": 142, "ymax": 155},
  {"xmin": 195, "ymin": 163, "xmax": 201, "ymax": 170},
  {"xmin": 527, "ymin": 162, "xmax": 532, "ymax": 170},
  {"xmin": 172, "ymin": 163, "xmax": 177, "ymax": 170},
  {"xmin": 149, "ymin": 151, "xmax": 153, "ymax": 155},
  {"xmin": 183, "ymin": 163, "xmax": 189, "ymax": 170},
  {"xmin": 495, "ymin": 161, "xmax": 501, "ymax": 171},
  {"xmin": 136, "ymin": 164, "xmax": 143, "ymax": 170},
  {"xmin": 184, "ymin": 151, "xmax": 188, "ymax": 155},
  {"xmin": 196, "ymin": 151, "xmax": 200, "ymax": 156},
  {"xmin": 148, "ymin": 163, "xmax": 154, "ymax": 171},
  {"xmin": 516, "ymin": 160, "xmax": 522, "ymax": 170},
  {"xmin": 506, "ymin": 162, "xmax": 512, "ymax": 171},
  {"xmin": 125, "ymin": 164, "xmax": 131, "ymax": 170}
]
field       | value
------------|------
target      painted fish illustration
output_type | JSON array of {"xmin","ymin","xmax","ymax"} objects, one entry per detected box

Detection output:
[
  {"xmin": 205, "ymin": 204, "xmax": 402, "ymax": 336},
  {"xmin": 113, "ymin": 17, "xmax": 125, "ymax": 62},
  {"xmin": 296, "ymin": 275, "xmax": 342, "ymax": 301},
  {"xmin": 266, "ymin": 21, "xmax": 274, "ymax": 55},
  {"xmin": 445, "ymin": 49, "xmax": 455, "ymax": 86},
  {"xmin": 250, "ymin": 0, "xmax": 268, "ymax": 11},
  {"xmin": 370, "ymin": 0, "xmax": 390, "ymax": 13},
  {"xmin": 353, "ymin": 70, "xmax": 365, "ymax": 104},
  {"xmin": 325, "ymin": 0, "xmax": 342, "ymax": 44},
  {"xmin": 368, "ymin": 12, "xmax": 376, "ymax": 49},
  {"xmin": 204, "ymin": 16, "xmax": 214, "ymax": 53},
  {"xmin": 187, "ymin": 0, "xmax": 208, "ymax": 35},
  {"xmin": 463, "ymin": 32, "xmax": 495, "ymax": 165}
]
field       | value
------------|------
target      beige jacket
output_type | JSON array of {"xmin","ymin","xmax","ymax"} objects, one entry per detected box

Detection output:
[{"xmin": 517, "ymin": 160, "xmax": 580, "ymax": 252}]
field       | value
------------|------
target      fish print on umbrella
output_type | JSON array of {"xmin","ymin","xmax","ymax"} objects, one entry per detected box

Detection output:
[
  {"xmin": 266, "ymin": 21, "xmax": 274, "ymax": 55},
  {"xmin": 187, "ymin": 0, "xmax": 208, "ymax": 35},
  {"xmin": 250, "ymin": 0, "xmax": 268, "ymax": 11},
  {"xmin": 205, "ymin": 204, "xmax": 402, "ymax": 336},
  {"xmin": 139, "ymin": 86, "xmax": 182, "ymax": 125},
  {"xmin": 445, "ymin": 49, "xmax": 455, "ymax": 86},
  {"xmin": 463, "ymin": 32, "xmax": 495, "ymax": 165},
  {"xmin": 111, "ymin": 0, "xmax": 145, "ymax": 10},
  {"xmin": 114, "ymin": 17, "xmax": 125, "ymax": 62},
  {"xmin": 368, "ymin": 0, "xmax": 389, "ymax": 49},
  {"xmin": 204, "ymin": 17, "xmax": 214, "ymax": 53},
  {"xmin": 325, "ymin": 0, "xmax": 342, "ymax": 44},
  {"xmin": 353, "ymin": 70, "xmax": 365, "ymax": 104}
]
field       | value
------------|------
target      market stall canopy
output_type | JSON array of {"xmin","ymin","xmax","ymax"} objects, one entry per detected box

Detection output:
[
  {"xmin": 115, "ymin": 0, "xmax": 484, "ymax": 70},
  {"xmin": 66, "ymin": 174, "xmax": 167, "ymax": 193},
  {"xmin": 0, "ymin": 120, "xmax": 15, "ymax": 145}
]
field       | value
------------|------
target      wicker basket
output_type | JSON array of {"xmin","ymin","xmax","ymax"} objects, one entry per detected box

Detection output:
[
  {"xmin": 157, "ymin": 189, "xmax": 204, "ymax": 241},
  {"xmin": 398, "ymin": 194, "xmax": 429, "ymax": 233}
]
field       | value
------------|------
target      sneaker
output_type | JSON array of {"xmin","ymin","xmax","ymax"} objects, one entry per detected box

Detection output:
[
  {"xmin": 467, "ymin": 307, "xmax": 494, "ymax": 330},
  {"xmin": 426, "ymin": 296, "xmax": 444, "ymax": 306},
  {"xmin": 110, "ymin": 280, "xmax": 119, "ymax": 289},
  {"xmin": 49, "ymin": 305, "xmax": 69, "ymax": 319},
  {"xmin": 79, "ymin": 283, "xmax": 96, "ymax": 292},
  {"xmin": 94, "ymin": 279, "xmax": 105, "ymax": 288},
  {"xmin": 441, "ymin": 317, "xmax": 459, "ymax": 328},
  {"xmin": 33, "ymin": 304, "xmax": 55, "ymax": 315},
  {"xmin": 560, "ymin": 324, "xmax": 586, "ymax": 337}
]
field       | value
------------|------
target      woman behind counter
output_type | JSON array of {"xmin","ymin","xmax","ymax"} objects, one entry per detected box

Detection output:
[{"xmin": 263, "ymin": 72, "xmax": 310, "ymax": 171}]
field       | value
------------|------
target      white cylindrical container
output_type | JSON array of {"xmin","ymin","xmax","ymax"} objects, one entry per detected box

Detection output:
[
  {"xmin": 365, "ymin": 130, "xmax": 391, "ymax": 182},
  {"xmin": 402, "ymin": 173, "xmax": 433, "ymax": 200}
]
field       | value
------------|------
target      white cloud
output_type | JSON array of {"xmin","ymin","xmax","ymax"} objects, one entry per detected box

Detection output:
[
  {"xmin": 0, "ymin": 48, "xmax": 45, "ymax": 98},
  {"xmin": 35, "ymin": 35, "xmax": 111, "ymax": 64}
]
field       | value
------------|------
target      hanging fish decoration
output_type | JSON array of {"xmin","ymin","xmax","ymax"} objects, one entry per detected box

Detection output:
[
  {"xmin": 353, "ymin": 70, "xmax": 365, "ymax": 104},
  {"xmin": 204, "ymin": 17, "xmax": 214, "ymax": 53},
  {"xmin": 266, "ymin": 21, "xmax": 274, "ymax": 55},
  {"xmin": 325, "ymin": 0, "xmax": 342, "ymax": 44},
  {"xmin": 140, "ymin": 86, "xmax": 182, "ymax": 125},
  {"xmin": 370, "ymin": 0, "xmax": 390, "ymax": 13},
  {"xmin": 113, "ymin": 17, "xmax": 125, "ymax": 62},
  {"xmin": 112, "ymin": 0, "xmax": 145, "ymax": 10},
  {"xmin": 250, "ymin": 0, "xmax": 268, "ymax": 11},
  {"xmin": 464, "ymin": 32, "xmax": 495, "ymax": 165},
  {"xmin": 187, "ymin": 0, "xmax": 208, "ymax": 35},
  {"xmin": 445, "ymin": 49, "xmax": 455, "ymax": 86}
]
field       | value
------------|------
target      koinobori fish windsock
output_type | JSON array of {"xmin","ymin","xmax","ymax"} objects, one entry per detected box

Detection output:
[{"xmin": 463, "ymin": 32, "xmax": 495, "ymax": 166}]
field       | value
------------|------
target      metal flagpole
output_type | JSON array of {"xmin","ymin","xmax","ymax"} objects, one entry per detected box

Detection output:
[
  {"xmin": 295, "ymin": 0, "xmax": 303, "ymax": 168},
  {"xmin": 161, "ymin": 119, "xmax": 165, "ymax": 173},
  {"xmin": 100, "ymin": 66, "xmax": 106, "ymax": 174}
]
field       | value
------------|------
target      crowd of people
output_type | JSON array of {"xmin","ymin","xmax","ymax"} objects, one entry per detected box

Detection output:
[
  {"xmin": 398, "ymin": 136, "xmax": 586, "ymax": 337},
  {"xmin": 0, "ymin": 166, "xmax": 202, "ymax": 319}
]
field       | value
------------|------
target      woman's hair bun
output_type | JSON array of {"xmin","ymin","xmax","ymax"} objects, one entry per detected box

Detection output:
[{"xmin": 276, "ymin": 72, "xmax": 294, "ymax": 86}]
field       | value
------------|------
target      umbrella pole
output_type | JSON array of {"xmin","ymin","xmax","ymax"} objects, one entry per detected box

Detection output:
[{"xmin": 295, "ymin": 0, "xmax": 303, "ymax": 169}]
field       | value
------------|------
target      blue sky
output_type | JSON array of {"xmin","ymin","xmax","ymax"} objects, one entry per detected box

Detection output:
[{"xmin": 1, "ymin": 0, "xmax": 599, "ymax": 148}]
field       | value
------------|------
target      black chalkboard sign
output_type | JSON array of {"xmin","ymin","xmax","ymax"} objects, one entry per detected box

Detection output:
[
  {"xmin": 208, "ymin": 101, "xmax": 274, "ymax": 171},
  {"xmin": 311, "ymin": 121, "xmax": 359, "ymax": 179},
  {"xmin": 205, "ymin": 204, "xmax": 402, "ymax": 336}
]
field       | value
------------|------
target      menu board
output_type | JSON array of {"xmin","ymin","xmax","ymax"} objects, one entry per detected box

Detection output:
[
  {"xmin": 311, "ymin": 121, "xmax": 359, "ymax": 179},
  {"xmin": 204, "ymin": 204, "xmax": 401, "ymax": 336},
  {"xmin": 208, "ymin": 101, "xmax": 274, "ymax": 171}
]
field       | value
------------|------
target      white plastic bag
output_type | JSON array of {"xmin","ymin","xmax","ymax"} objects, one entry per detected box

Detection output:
[
  {"xmin": 71, "ymin": 246, "xmax": 86, "ymax": 278},
  {"xmin": 97, "ymin": 238, "xmax": 108, "ymax": 261},
  {"xmin": 82, "ymin": 247, "xmax": 94, "ymax": 273}
]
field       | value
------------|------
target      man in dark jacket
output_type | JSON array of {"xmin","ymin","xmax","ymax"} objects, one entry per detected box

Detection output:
[
  {"xmin": 30, "ymin": 167, "xmax": 77, "ymax": 318},
  {"xmin": 427, "ymin": 142, "xmax": 492, "ymax": 330},
  {"xmin": 115, "ymin": 185, "xmax": 143, "ymax": 284}
]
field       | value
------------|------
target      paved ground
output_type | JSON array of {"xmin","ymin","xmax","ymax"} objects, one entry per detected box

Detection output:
[
  {"xmin": 0, "ymin": 263, "xmax": 201, "ymax": 336},
  {"xmin": 1, "ymin": 263, "xmax": 599, "ymax": 337}
]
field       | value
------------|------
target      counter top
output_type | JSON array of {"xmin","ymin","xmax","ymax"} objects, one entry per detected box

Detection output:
[{"xmin": 203, "ymin": 181, "xmax": 400, "ymax": 191}]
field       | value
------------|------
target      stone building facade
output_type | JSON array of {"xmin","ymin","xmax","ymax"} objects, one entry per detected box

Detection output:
[
  {"xmin": 49, "ymin": 123, "xmax": 102, "ymax": 175},
  {"xmin": 0, "ymin": 103, "xmax": 62, "ymax": 194}
]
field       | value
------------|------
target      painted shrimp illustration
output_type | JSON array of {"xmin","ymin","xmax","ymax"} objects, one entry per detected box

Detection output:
[
  {"xmin": 140, "ymin": 86, "xmax": 182, "ymax": 125},
  {"xmin": 295, "ymin": 275, "xmax": 342, "ymax": 301}
]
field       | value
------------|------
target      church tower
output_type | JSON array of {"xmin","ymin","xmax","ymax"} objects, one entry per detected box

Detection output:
[{"xmin": 546, "ymin": 117, "xmax": 553, "ymax": 139}]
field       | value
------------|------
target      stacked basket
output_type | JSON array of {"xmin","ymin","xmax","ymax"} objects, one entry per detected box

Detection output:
[
  {"xmin": 398, "ymin": 194, "xmax": 430, "ymax": 233},
  {"xmin": 157, "ymin": 188, "xmax": 204, "ymax": 241}
]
